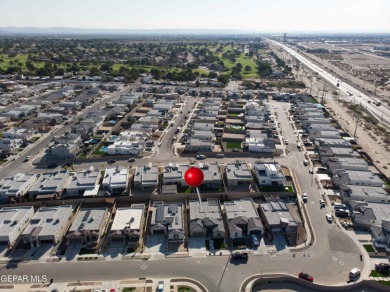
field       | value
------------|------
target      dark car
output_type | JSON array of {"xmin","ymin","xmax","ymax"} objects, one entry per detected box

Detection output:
[
  {"xmin": 375, "ymin": 263, "xmax": 390, "ymax": 273},
  {"xmin": 298, "ymin": 272, "xmax": 314, "ymax": 282},
  {"xmin": 231, "ymin": 251, "xmax": 248, "ymax": 259},
  {"xmin": 128, "ymin": 158, "xmax": 136, "ymax": 162},
  {"xmin": 108, "ymin": 160, "xmax": 116, "ymax": 164}
]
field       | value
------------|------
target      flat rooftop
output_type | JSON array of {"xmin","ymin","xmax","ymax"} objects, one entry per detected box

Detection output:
[
  {"xmin": 224, "ymin": 198, "xmax": 259, "ymax": 220},
  {"xmin": 69, "ymin": 208, "xmax": 107, "ymax": 232},
  {"xmin": 111, "ymin": 204, "xmax": 144, "ymax": 231},
  {"xmin": 189, "ymin": 199, "xmax": 221, "ymax": 220}
]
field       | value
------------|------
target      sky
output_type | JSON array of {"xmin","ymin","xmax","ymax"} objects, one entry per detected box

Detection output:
[{"xmin": 0, "ymin": 0, "xmax": 389, "ymax": 33}]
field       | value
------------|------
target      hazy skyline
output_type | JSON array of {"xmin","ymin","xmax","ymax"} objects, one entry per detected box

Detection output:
[{"xmin": 0, "ymin": 0, "xmax": 389, "ymax": 33}]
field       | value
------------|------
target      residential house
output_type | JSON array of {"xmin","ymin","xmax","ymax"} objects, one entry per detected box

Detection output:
[
  {"xmin": 252, "ymin": 162, "xmax": 286, "ymax": 186},
  {"xmin": 133, "ymin": 165, "xmax": 159, "ymax": 189},
  {"xmin": 0, "ymin": 206, "xmax": 34, "ymax": 248},
  {"xmin": 259, "ymin": 201, "xmax": 300, "ymax": 245},
  {"xmin": 47, "ymin": 143, "xmax": 80, "ymax": 159},
  {"xmin": 65, "ymin": 167, "xmax": 101, "ymax": 197},
  {"xmin": 225, "ymin": 162, "xmax": 253, "ymax": 186},
  {"xmin": 66, "ymin": 208, "xmax": 109, "ymax": 248},
  {"xmin": 189, "ymin": 199, "xmax": 225, "ymax": 239},
  {"xmin": 2, "ymin": 127, "xmax": 34, "ymax": 142},
  {"xmin": 224, "ymin": 198, "xmax": 263, "ymax": 239},
  {"xmin": 150, "ymin": 201, "xmax": 184, "ymax": 242},
  {"xmin": 371, "ymin": 221, "xmax": 390, "ymax": 252},
  {"xmin": 162, "ymin": 164, "xmax": 188, "ymax": 187},
  {"xmin": 198, "ymin": 163, "xmax": 222, "ymax": 189},
  {"xmin": 29, "ymin": 170, "xmax": 70, "ymax": 199},
  {"xmin": 349, "ymin": 201, "xmax": 390, "ymax": 227},
  {"xmin": 332, "ymin": 170, "xmax": 383, "ymax": 188},
  {"xmin": 339, "ymin": 185, "xmax": 390, "ymax": 203},
  {"xmin": 22, "ymin": 205, "xmax": 73, "ymax": 248},
  {"xmin": 0, "ymin": 173, "xmax": 38, "ymax": 200},
  {"xmin": 107, "ymin": 204, "xmax": 145, "ymax": 245},
  {"xmin": 0, "ymin": 138, "xmax": 22, "ymax": 154},
  {"xmin": 102, "ymin": 167, "xmax": 129, "ymax": 195}
]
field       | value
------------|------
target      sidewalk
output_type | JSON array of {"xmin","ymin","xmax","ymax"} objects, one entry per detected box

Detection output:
[{"xmin": 8, "ymin": 277, "xmax": 207, "ymax": 292}]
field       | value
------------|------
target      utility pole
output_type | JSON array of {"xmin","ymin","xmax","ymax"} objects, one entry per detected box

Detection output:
[
  {"xmin": 321, "ymin": 83, "xmax": 327, "ymax": 104},
  {"xmin": 353, "ymin": 106, "xmax": 361, "ymax": 138}
]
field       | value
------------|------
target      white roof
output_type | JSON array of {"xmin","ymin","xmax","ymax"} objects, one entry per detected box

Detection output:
[
  {"xmin": 22, "ymin": 205, "xmax": 73, "ymax": 237},
  {"xmin": 103, "ymin": 167, "xmax": 128, "ymax": 186},
  {"xmin": 0, "ymin": 206, "xmax": 34, "ymax": 237},
  {"xmin": 111, "ymin": 204, "xmax": 144, "ymax": 231}
]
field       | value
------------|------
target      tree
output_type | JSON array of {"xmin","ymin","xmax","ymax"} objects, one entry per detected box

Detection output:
[
  {"xmin": 54, "ymin": 68, "xmax": 65, "ymax": 76},
  {"xmin": 25, "ymin": 61, "xmax": 36, "ymax": 72},
  {"xmin": 332, "ymin": 90, "xmax": 339, "ymax": 100},
  {"xmin": 244, "ymin": 65, "xmax": 251, "ymax": 73},
  {"xmin": 257, "ymin": 62, "xmax": 272, "ymax": 78}
]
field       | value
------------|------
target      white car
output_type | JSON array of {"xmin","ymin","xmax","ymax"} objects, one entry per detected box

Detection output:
[
  {"xmin": 326, "ymin": 214, "xmax": 332, "ymax": 222},
  {"xmin": 302, "ymin": 193, "xmax": 308, "ymax": 202},
  {"xmin": 349, "ymin": 268, "xmax": 361, "ymax": 279}
]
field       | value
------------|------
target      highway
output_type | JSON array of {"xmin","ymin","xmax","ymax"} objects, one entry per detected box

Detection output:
[{"xmin": 266, "ymin": 38, "xmax": 390, "ymax": 128}]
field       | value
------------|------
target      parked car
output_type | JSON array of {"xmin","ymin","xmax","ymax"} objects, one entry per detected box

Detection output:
[
  {"xmin": 23, "ymin": 155, "xmax": 32, "ymax": 162},
  {"xmin": 375, "ymin": 263, "xmax": 390, "ymax": 272},
  {"xmin": 128, "ymin": 158, "xmax": 135, "ymax": 162},
  {"xmin": 302, "ymin": 193, "xmax": 308, "ymax": 202},
  {"xmin": 157, "ymin": 281, "xmax": 164, "ymax": 292},
  {"xmin": 251, "ymin": 235, "xmax": 260, "ymax": 247},
  {"xmin": 298, "ymin": 272, "xmax": 314, "ymax": 282},
  {"xmin": 349, "ymin": 268, "xmax": 361, "ymax": 279},
  {"xmin": 320, "ymin": 199, "xmax": 325, "ymax": 207},
  {"xmin": 231, "ymin": 251, "xmax": 248, "ymax": 259},
  {"xmin": 107, "ymin": 160, "xmax": 116, "ymax": 164},
  {"xmin": 326, "ymin": 214, "xmax": 332, "ymax": 222},
  {"xmin": 196, "ymin": 154, "xmax": 207, "ymax": 160}
]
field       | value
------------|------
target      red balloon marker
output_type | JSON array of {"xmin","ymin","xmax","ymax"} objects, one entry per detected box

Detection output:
[
  {"xmin": 184, "ymin": 167, "xmax": 205, "ymax": 212},
  {"xmin": 184, "ymin": 167, "xmax": 204, "ymax": 187}
]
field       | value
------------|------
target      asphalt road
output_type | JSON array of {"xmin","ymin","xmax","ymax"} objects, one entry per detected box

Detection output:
[{"xmin": 266, "ymin": 38, "xmax": 390, "ymax": 128}]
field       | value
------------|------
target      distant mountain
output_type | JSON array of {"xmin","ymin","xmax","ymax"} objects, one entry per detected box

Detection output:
[{"xmin": 0, "ymin": 26, "xmax": 259, "ymax": 35}]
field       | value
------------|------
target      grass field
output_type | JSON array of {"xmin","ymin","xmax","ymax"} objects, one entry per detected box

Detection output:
[
  {"xmin": 213, "ymin": 45, "xmax": 258, "ymax": 79},
  {"xmin": 226, "ymin": 141, "xmax": 242, "ymax": 149},
  {"xmin": 370, "ymin": 270, "xmax": 390, "ymax": 277},
  {"xmin": 363, "ymin": 244, "xmax": 375, "ymax": 252}
]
